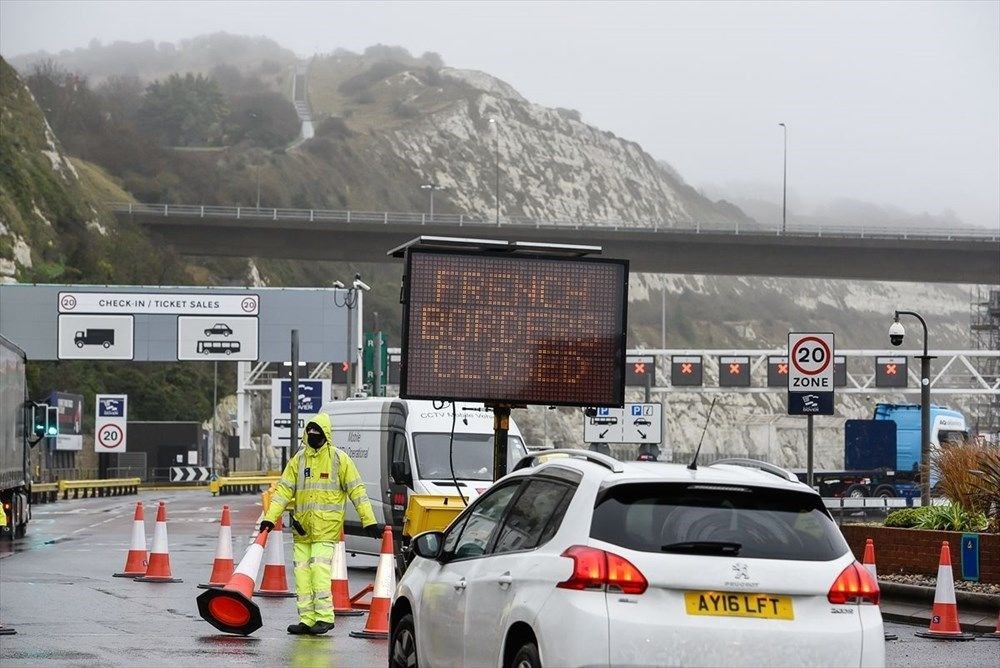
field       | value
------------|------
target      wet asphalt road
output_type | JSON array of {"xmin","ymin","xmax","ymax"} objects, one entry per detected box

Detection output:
[
  {"xmin": 2, "ymin": 491, "xmax": 997, "ymax": 667},
  {"xmin": 0, "ymin": 490, "xmax": 387, "ymax": 667}
]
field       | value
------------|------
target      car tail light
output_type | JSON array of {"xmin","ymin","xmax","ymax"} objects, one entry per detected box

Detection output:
[
  {"xmin": 827, "ymin": 561, "xmax": 880, "ymax": 605},
  {"xmin": 392, "ymin": 492, "xmax": 407, "ymax": 506},
  {"xmin": 557, "ymin": 545, "xmax": 648, "ymax": 595}
]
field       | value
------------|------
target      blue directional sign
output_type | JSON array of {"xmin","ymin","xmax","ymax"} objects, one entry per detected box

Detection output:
[{"xmin": 279, "ymin": 380, "xmax": 326, "ymax": 414}]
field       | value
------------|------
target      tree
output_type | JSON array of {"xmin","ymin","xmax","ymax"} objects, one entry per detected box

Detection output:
[{"xmin": 139, "ymin": 73, "xmax": 228, "ymax": 146}]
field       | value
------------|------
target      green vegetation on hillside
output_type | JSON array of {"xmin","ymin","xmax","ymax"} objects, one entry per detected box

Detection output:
[{"xmin": 1, "ymin": 56, "xmax": 230, "ymax": 421}]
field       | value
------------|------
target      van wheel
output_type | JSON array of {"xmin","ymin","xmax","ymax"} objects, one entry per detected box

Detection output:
[
  {"xmin": 846, "ymin": 485, "xmax": 868, "ymax": 499},
  {"xmin": 389, "ymin": 613, "xmax": 417, "ymax": 668},
  {"xmin": 509, "ymin": 641, "xmax": 541, "ymax": 668}
]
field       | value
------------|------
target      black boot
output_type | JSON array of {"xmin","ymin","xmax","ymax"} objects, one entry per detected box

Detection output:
[
  {"xmin": 287, "ymin": 622, "xmax": 311, "ymax": 634},
  {"xmin": 308, "ymin": 621, "xmax": 334, "ymax": 635}
]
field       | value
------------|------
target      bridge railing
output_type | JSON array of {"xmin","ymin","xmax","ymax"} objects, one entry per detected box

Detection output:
[{"xmin": 110, "ymin": 202, "xmax": 999, "ymax": 242}]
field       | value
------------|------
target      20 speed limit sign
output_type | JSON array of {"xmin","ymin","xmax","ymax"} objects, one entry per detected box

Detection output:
[
  {"xmin": 787, "ymin": 332, "xmax": 835, "ymax": 415},
  {"xmin": 97, "ymin": 424, "xmax": 123, "ymax": 449},
  {"xmin": 95, "ymin": 393, "xmax": 127, "ymax": 453}
]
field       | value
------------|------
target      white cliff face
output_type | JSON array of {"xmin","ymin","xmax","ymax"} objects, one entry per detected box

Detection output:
[
  {"xmin": 339, "ymin": 58, "xmax": 984, "ymax": 466},
  {"xmin": 379, "ymin": 70, "xmax": 744, "ymax": 227}
]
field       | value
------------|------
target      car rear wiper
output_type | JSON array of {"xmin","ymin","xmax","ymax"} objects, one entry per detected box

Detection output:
[{"xmin": 660, "ymin": 541, "xmax": 742, "ymax": 555}]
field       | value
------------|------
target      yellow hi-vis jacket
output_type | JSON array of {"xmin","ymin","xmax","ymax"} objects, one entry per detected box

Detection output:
[{"xmin": 264, "ymin": 412, "xmax": 376, "ymax": 543}]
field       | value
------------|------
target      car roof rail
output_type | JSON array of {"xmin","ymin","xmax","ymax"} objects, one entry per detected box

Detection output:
[
  {"xmin": 512, "ymin": 449, "xmax": 625, "ymax": 473},
  {"xmin": 710, "ymin": 458, "xmax": 799, "ymax": 482}
]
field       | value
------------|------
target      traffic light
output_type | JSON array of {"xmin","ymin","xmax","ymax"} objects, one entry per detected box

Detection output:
[
  {"xmin": 719, "ymin": 356, "xmax": 751, "ymax": 387},
  {"xmin": 767, "ymin": 356, "xmax": 788, "ymax": 388},
  {"xmin": 626, "ymin": 356, "xmax": 656, "ymax": 386},
  {"xmin": 46, "ymin": 405, "xmax": 59, "ymax": 437},
  {"xmin": 332, "ymin": 361, "xmax": 351, "ymax": 384},
  {"xmin": 31, "ymin": 403, "xmax": 48, "ymax": 438},
  {"xmin": 670, "ymin": 356, "xmax": 703, "ymax": 387},
  {"xmin": 875, "ymin": 356, "xmax": 908, "ymax": 388}
]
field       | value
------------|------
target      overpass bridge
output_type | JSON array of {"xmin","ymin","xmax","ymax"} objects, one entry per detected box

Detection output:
[{"xmin": 112, "ymin": 203, "xmax": 1000, "ymax": 283}]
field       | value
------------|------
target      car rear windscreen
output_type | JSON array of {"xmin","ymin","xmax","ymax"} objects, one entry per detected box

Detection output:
[{"xmin": 591, "ymin": 482, "xmax": 850, "ymax": 561}]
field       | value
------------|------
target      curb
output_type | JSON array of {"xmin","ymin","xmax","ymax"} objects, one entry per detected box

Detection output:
[
  {"xmin": 880, "ymin": 581, "xmax": 999, "ymax": 634},
  {"xmin": 879, "ymin": 581, "xmax": 1000, "ymax": 609}
]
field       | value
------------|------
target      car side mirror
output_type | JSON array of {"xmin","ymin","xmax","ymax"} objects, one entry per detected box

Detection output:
[
  {"xmin": 412, "ymin": 531, "xmax": 444, "ymax": 560},
  {"xmin": 390, "ymin": 460, "xmax": 412, "ymax": 486}
]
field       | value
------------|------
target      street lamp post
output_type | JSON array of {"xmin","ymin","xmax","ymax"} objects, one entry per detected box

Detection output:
[
  {"xmin": 256, "ymin": 165, "xmax": 262, "ymax": 210},
  {"xmin": 420, "ymin": 183, "xmax": 446, "ymax": 220},
  {"xmin": 890, "ymin": 310, "xmax": 934, "ymax": 505},
  {"xmin": 489, "ymin": 118, "xmax": 500, "ymax": 224},
  {"xmin": 778, "ymin": 122, "xmax": 787, "ymax": 234}
]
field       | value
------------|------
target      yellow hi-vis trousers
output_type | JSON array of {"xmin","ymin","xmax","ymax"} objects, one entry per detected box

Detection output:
[{"xmin": 293, "ymin": 541, "xmax": 334, "ymax": 625}]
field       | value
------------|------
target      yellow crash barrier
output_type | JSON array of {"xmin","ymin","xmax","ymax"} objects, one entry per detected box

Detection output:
[
  {"xmin": 31, "ymin": 482, "xmax": 59, "ymax": 504},
  {"xmin": 210, "ymin": 475, "xmax": 280, "ymax": 496},
  {"xmin": 58, "ymin": 478, "xmax": 141, "ymax": 500}
]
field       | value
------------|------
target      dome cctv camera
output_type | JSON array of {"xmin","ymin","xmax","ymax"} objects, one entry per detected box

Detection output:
[{"xmin": 888, "ymin": 320, "xmax": 905, "ymax": 346}]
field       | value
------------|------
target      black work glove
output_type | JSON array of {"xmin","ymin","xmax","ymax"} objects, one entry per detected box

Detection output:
[
  {"xmin": 364, "ymin": 524, "xmax": 381, "ymax": 539},
  {"xmin": 259, "ymin": 520, "xmax": 275, "ymax": 533}
]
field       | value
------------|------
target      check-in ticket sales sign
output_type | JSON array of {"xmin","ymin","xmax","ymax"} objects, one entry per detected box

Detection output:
[{"xmin": 787, "ymin": 332, "xmax": 835, "ymax": 416}]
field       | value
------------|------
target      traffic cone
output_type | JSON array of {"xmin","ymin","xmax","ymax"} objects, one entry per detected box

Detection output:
[
  {"xmin": 198, "ymin": 505, "xmax": 234, "ymax": 590},
  {"xmin": 979, "ymin": 611, "xmax": 1000, "ymax": 639},
  {"xmin": 253, "ymin": 515, "xmax": 294, "ymax": 598},
  {"xmin": 332, "ymin": 529, "xmax": 364, "ymax": 616},
  {"xmin": 197, "ymin": 529, "xmax": 268, "ymax": 635},
  {"xmin": 914, "ymin": 542, "xmax": 974, "ymax": 640},
  {"xmin": 862, "ymin": 538, "xmax": 897, "ymax": 641},
  {"xmin": 112, "ymin": 501, "xmax": 148, "ymax": 577},
  {"xmin": 350, "ymin": 525, "xmax": 395, "ymax": 639},
  {"xmin": 134, "ymin": 501, "xmax": 182, "ymax": 583}
]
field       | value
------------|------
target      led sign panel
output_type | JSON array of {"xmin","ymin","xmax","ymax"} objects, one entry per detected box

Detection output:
[{"xmin": 401, "ymin": 250, "xmax": 628, "ymax": 406}]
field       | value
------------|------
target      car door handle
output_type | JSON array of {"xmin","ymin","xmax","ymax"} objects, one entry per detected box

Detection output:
[
  {"xmin": 497, "ymin": 572, "xmax": 512, "ymax": 588},
  {"xmin": 453, "ymin": 577, "xmax": 467, "ymax": 591}
]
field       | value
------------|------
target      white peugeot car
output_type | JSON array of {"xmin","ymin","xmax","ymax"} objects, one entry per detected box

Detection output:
[{"xmin": 389, "ymin": 450, "xmax": 884, "ymax": 668}]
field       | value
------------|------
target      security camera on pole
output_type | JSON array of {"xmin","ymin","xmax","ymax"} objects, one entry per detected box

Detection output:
[
  {"xmin": 787, "ymin": 332, "xmax": 835, "ymax": 489},
  {"xmin": 888, "ymin": 311, "xmax": 934, "ymax": 506}
]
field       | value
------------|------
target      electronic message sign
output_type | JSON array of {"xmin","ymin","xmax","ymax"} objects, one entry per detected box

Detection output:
[{"xmin": 400, "ymin": 250, "xmax": 628, "ymax": 406}]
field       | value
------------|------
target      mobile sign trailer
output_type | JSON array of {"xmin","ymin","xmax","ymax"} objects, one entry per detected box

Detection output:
[{"xmin": 392, "ymin": 236, "xmax": 629, "ymax": 481}]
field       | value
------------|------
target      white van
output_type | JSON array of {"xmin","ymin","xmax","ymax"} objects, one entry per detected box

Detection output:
[{"xmin": 319, "ymin": 398, "xmax": 527, "ymax": 561}]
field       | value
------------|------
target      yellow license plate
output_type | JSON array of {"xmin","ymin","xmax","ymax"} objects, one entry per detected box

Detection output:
[{"xmin": 684, "ymin": 591, "xmax": 794, "ymax": 620}]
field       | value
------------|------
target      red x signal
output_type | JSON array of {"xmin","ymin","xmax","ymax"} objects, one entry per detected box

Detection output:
[
  {"xmin": 680, "ymin": 363, "xmax": 693, "ymax": 374},
  {"xmin": 777, "ymin": 363, "xmax": 788, "ymax": 375},
  {"xmin": 728, "ymin": 363, "xmax": 741, "ymax": 375},
  {"xmin": 633, "ymin": 363, "xmax": 646, "ymax": 375},
  {"xmin": 885, "ymin": 364, "xmax": 897, "ymax": 375}
]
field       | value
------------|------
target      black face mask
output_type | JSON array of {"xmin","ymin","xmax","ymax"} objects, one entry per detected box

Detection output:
[{"xmin": 306, "ymin": 431, "xmax": 325, "ymax": 448}]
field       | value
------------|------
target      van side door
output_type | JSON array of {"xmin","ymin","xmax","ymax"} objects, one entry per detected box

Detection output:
[{"xmin": 386, "ymin": 431, "xmax": 412, "ymax": 532}]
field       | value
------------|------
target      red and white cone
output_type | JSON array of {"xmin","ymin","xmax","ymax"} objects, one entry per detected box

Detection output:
[
  {"xmin": 197, "ymin": 529, "xmax": 269, "ymax": 635},
  {"xmin": 134, "ymin": 501, "xmax": 182, "ymax": 583},
  {"xmin": 332, "ymin": 529, "xmax": 363, "ymax": 616},
  {"xmin": 862, "ymin": 538, "xmax": 897, "ymax": 641},
  {"xmin": 113, "ymin": 501, "xmax": 148, "ymax": 577},
  {"xmin": 350, "ymin": 526, "xmax": 395, "ymax": 639},
  {"xmin": 253, "ymin": 516, "xmax": 294, "ymax": 597},
  {"xmin": 979, "ymin": 610, "xmax": 1000, "ymax": 639},
  {"xmin": 198, "ymin": 505, "xmax": 234, "ymax": 589},
  {"xmin": 915, "ymin": 542, "xmax": 974, "ymax": 640}
]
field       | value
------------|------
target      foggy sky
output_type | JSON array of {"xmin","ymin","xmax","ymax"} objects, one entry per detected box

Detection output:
[{"xmin": 2, "ymin": 1, "xmax": 998, "ymax": 230}]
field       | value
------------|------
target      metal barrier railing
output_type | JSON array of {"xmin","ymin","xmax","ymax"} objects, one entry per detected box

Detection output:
[{"xmin": 110, "ymin": 202, "xmax": 999, "ymax": 242}]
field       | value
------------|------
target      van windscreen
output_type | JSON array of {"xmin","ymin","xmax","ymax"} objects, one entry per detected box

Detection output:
[{"xmin": 412, "ymin": 433, "xmax": 527, "ymax": 481}]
